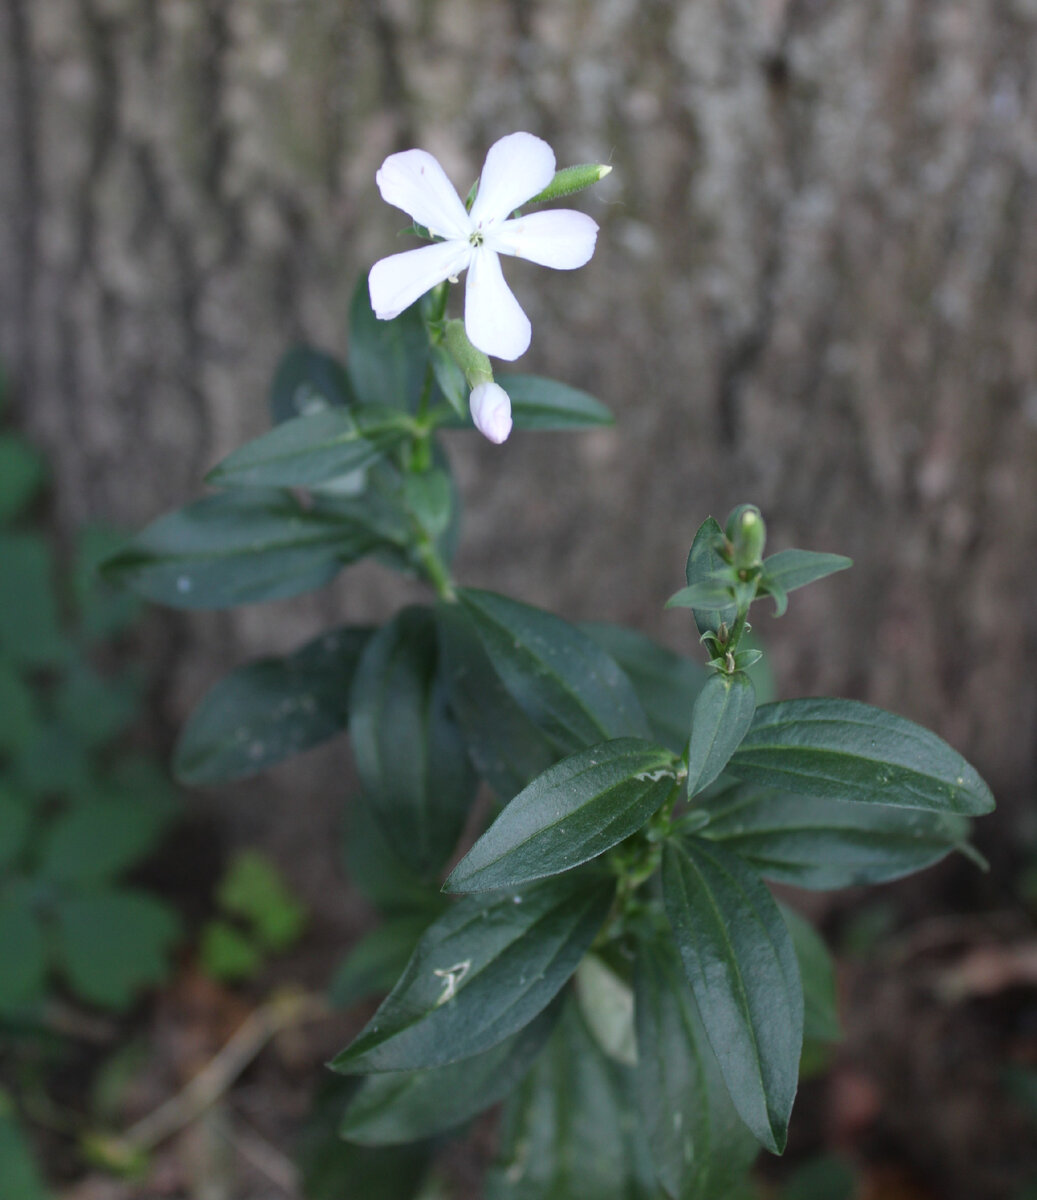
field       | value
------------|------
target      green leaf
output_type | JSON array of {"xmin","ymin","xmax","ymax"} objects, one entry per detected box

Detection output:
[
  {"xmin": 330, "ymin": 914, "xmax": 434, "ymax": 1009},
  {"xmin": 0, "ymin": 661, "xmax": 36, "ymax": 755},
  {"xmin": 699, "ymin": 786, "xmax": 970, "ymax": 888},
  {"xmin": 575, "ymin": 953, "xmax": 636, "ymax": 1066},
  {"xmin": 54, "ymin": 661, "xmax": 140, "ymax": 749},
  {"xmin": 350, "ymin": 607, "xmax": 477, "ymax": 878},
  {"xmin": 446, "ymin": 738, "xmax": 677, "ymax": 893},
  {"xmin": 662, "ymin": 839, "xmax": 803, "ymax": 1154},
  {"xmin": 402, "ymin": 469, "xmax": 452, "ymax": 539},
  {"xmin": 343, "ymin": 793, "xmax": 449, "ymax": 918},
  {"xmin": 299, "ymin": 1078, "xmax": 432, "ymax": 1200},
  {"xmin": 38, "ymin": 798, "xmax": 169, "ymax": 885},
  {"xmin": 759, "ymin": 550, "xmax": 851, "ymax": 599},
  {"xmin": 102, "ymin": 489, "xmax": 364, "ymax": 609},
  {"xmin": 270, "ymin": 345, "xmax": 355, "ymax": 425},
  {"xmin": 665, "ymin": 573, "xmax": 737, "ymax": 612},
  {"xmin": 73, "ymin": 525, "xmax": 142, "ymax": 642},
  {"xmin": 580, "ymin": 622, "xmax": 707, "ymax": 754},
  {"xmin": 779, "ymin": 906, "xmax": 841, "ymax": 1045},
  {"xmin": 216, "ymin": 850, "xmax": 306, "ymax": 951},
  {"xmin": 728, "ymin": 699, "xmax": 995, "ymax": 816},
  {"xmin": 634, "ymin": 935, "xmax": 759, "ymax": 1199},
  {"xmin": 349, "ymin": 280, "xmax": 429, "ymax": 412},
  {"xmin": 55, "ymin": 890, "xmax": 182, "ymax": 1010},
  {"xmin": 429, "ymin": 345, "xmax": 467, "ymax": 419},
  {"xmin": 199, "ymin": 920, "xmax": 263, "ymax": 982},
  {"xmin": 0, "ymin": 534, "xmax": 65, "ymax": 665},
  {"xmin": 486, "ymin": 1002, "xmax": 657, "ymax": 1200},
  {"xmin": 174, "ymin": 625, "xmax": 372, "ymax": 784},
  {"xmin": 683, "ymin": 519, "xmax": 737, "ymax": 638},
  {"xmin": 0, "ymin": 436, "xmax": 46, "ymax": 524},
  {"xmin": 686, "ymin": 672, "xmax": 757, "ymax": 799},
  {"xmin": 0, "ymin": 886, "xmax": 48, "ymax": 1014},
  {"xmin": 0, "ymin": 788, "xmax": 30, "ymax": 871},
  {"xmin": 500, "ymin": 375, "xmax": 613, "ymax": 431},
  {"xmin": 0, "ymin": 1093, "xmax": 50, "ymax": 1200},
  {"xmin": 330, "ymin": 871, "xmax": 615, "ymax": 1074},
  {"xmin": 207, "ymin": 405, "xmax": 413, "ymax": 490},
  {"xmin": 458, "ymin": 589, "xmax": 651, "ymax": 753},
  {"xmin": 435, "ymin": 602, "xmax": 557, "ymax": 799},
  {"xmin": 341, "ymin": 1003, "xmax": 558, "ymax": 1145}
]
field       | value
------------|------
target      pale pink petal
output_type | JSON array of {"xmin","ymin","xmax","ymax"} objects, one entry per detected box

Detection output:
[
  {"xmin": 369, "ymin": 240, "xmax": 472, "ymax": 321},
  {"xmin": 469, "ymin": 381, "xmax": 513, "ymax": 443},
  {"xmin": 464, "ymin": 249, "xmax": 531, "ymax": 361},
  {"xmin": 376, "ymin": 149, "xmax": 471, "ymax": 240},
  {"xmin": 469, "ymin": 132, "xmax": 556, "ymax": 228},
  {"xmin": 486, "ymin": 209, "xmax": 599, "ymax": 269}
]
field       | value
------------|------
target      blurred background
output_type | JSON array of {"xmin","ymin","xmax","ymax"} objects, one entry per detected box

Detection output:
[{"xmin": 1, "ymin": 1, "xmax": 1035, "ymax": 1198}]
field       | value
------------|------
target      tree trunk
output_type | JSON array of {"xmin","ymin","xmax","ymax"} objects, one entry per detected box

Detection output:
[{"xmin": 2, "ymin": 0, "xmax": 1035, "ymax": 807}]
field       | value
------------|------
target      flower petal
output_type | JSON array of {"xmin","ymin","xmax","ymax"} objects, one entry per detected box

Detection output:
[
  {"xmin": 486, "ymin": 210, "xmax": 599, "ymax": 269},
  {"xmin": 376, "ymin": 149, "xmax": 471, "ymax": 240},
  {"xmin": 469, "ymin": 132, "xmax": 556, "ymax": 228},
  {"xmin": 464, "ymin": 249, "xmax": 531, "ymax": 361},
  {"xmin": 369, "ymin": 240, "xmax": 472, "ymax": 321},
  {"xmin": 469, "ymin": 381, "xmax": 513, "ymax": 444}
]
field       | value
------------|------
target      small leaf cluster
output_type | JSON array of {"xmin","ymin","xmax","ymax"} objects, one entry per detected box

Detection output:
[
  {"xmin": 105, "ymin": 296, "xmax": 996, "ymax": 1199},
  {"xmin": 0, "ymin": 391, "xmax": 180, "ymax": 1019}
]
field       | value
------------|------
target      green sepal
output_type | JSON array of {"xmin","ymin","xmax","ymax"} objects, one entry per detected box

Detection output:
[{"xmin": 524, "ymin": 162, "xmax": 612, "ymax": 206}]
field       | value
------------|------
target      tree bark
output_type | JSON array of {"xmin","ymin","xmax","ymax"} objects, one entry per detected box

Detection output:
[{"xmin": 1, "ymin": 0, "xmax": 1035, "ymax": 804}]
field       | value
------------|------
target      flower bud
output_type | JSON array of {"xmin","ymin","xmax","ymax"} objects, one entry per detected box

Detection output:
[
  {"xmin": 444, "ymin": 319, "xmax": 493, "ymax": 387},
  {"xmin": 526, "ymin": 163, "xmax": 613, "ymax": 207},
  {"xmin": 725, "ymin": 504, "xmax": 766, "ymax": 568},
  {"xmin": 469, "ymin": 381, "xmax": 513, "ymax": 444}
]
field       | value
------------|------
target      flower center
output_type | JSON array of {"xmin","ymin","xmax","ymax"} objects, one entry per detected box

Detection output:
[{"xmin": 468, "ymin": 228, "xmax": 484, "ymax": 248}]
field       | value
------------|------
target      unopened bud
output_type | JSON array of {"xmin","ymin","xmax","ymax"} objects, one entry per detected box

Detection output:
[
  {"xmin": 526, "ymin": 163, "xmax": 613, "ymax": 207},
  {"xmin": 725, "ymin": 504, "xmax": 766, "ymax": 568}
]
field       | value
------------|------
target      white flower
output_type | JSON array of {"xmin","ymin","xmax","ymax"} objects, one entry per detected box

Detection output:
[
  {"xmin": 469, "ymin": 381, "xmax": 513, "ymax": 444},
  {"xmin": 368, "ymin": 132, "xmax": 599, "ymax": 361}
]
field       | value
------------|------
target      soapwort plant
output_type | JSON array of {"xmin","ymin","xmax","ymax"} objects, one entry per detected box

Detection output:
[{"xmin": 105, "ymin": 136, "xmax": 995, "ymax": 1198}]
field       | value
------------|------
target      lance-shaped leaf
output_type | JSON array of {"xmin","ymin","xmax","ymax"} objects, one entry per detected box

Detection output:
[
  {"xmin": 329, "ymin": 914, "xmax": 434, "ymax": 1010},
  {"xmin": 174, "ymin": 626, "xmax": 373, "ymax": 784},
  {"xmin": 446, "ymin": 739, "xmax": 678, "ymax": 893},
  {"xmin": 581, "ymin": 622, "xmax": 707, "ymax": 754},
  {"xmin": 501, "ymin": 375, "xmax": 613, "ymax": 430},
  {"xmin": 458, "ymin": 589, "xmax": 651, "ymax": 753},
  {"xmin": 665, "ymin": 572, "xmax": 737, "ymax": 613},
  {"xmin": 435, "ymin": 602, "xmax": 557, "ymax": 799},
  {"xmin": 101, "ymin": 490, "xmax": 364, "ymax": 609},
  {"xmin": 330, "ymin": 871, "xmax": 615, "ymax": 1074},
  {"xmin": 269, "ymin": 345, "xmax": 355, "ymax": 425},
  {"xmin": 685, "ymin": 672, "xmax": 757, "ymax": 798},
  {"xmin": 634, "ymin": 936, "xmax": 759, "ymax": 1199},
  {"xmin": 758, "ymin": 549, "xmax": 851, "ymax": 614},
  {"xmin": 349, "ymin": 607, "xmax": 476, "ymax": 878},
  {"xmin": 348, "ymin": 279, "xmax": 429, "ymax": 412},
  {"xmin": 662, "ymin": 840, "xmax": 803, "ymax": 1154},
  {"xmin": 700, "ymin": 787, "xmax": 971, "ymax": 889},
  {"xmin": 486, "ymin": 1002, "xmax": 657, "ymax": 1200},
  {"xmin": 683, "ymin": 518, "xmax": 737, "ymax": 638},
  {"xmin": 340, "ymin": 1002, "xmax": 559, "ymax": 1145},
  {"xmin": 779, "ymin": 905, "xmax": 841, "ymax": 1044},
  {"xmin": 207, "ymin": 406, "xmax": 413, "ymax": 490},
  {"xmin": 728, "ymin": 699, "xmax": 995, "ymax": 816}
]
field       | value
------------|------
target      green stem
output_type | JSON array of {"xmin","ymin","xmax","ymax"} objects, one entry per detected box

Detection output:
[{"xmin": 415, "ymin": 534, "xmax": 456, "ymax": 602}]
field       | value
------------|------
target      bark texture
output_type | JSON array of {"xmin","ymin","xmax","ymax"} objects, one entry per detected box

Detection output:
[{"xmin": 2, "ymin": 0, "xmax": 1036, "ymax": 807}]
